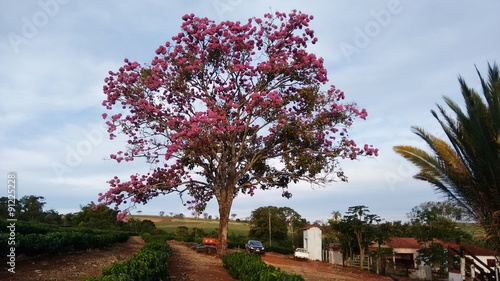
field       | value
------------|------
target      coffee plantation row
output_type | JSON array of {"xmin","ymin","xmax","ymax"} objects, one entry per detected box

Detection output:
[
  {"xmin": 223, "ymin": 251, "xmax": 304, "ymax": 281},
  {"xmin": 84, "ymin": 234, "xmax": 173, "ymax": 281},
  {"xmin": 1, "ymin": 220, "xmax": 304, "ymax": 280},
  {"xmin": 0, "ymin": 220, "xmax": 130, "ymax": 256}
]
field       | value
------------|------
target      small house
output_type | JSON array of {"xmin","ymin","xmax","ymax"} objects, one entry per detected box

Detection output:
[
  {"xmin": 370, "ymin": 237, "xmax": 422, "ymax": 268},
  {"xmin": 370, "ymin": 237, "xmax": 499, "ymax": 275},
  {"xmin": 302, "ymin": 225, "xmax": 322, "ymax": 261}
]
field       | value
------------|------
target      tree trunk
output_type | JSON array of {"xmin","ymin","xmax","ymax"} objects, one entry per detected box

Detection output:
[
  {"xmin": 216, "ymin": 198, "xmax": 232, "ymax": 258},
  {"xmin": 359, "ymin": 248, "xmax": 365, "ymax": 270},
  {"xmin": 355, "ymin": 231, "xmax": 364, "ymax": 270}
]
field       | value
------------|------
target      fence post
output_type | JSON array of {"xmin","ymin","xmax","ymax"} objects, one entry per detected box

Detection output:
[
  {"xmin": 460, "ymin": 257, "xmax": 465, "ymax": 280},
  {"xmin": 470, "ymin": 264, "xmax": 475, "ymax": 280},
  {"xmin": 496, "ymin": 261, "xmax": 499, "ymax": 281},
  {"xmin": 393, "ymin": 254, "xmax": 396, "ymax": 270}
]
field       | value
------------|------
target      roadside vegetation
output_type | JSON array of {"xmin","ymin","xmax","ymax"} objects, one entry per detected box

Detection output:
[
  {"xmin": 1, "ymin": 193, "xmax": 493, "ymax": 280},
  {"xmin": 84, "ymin": 233, "xmax": 173, "ymax": 281},
  {"xmin": 223, "ymin": 251, "xmax": 305, "ymax": 281}
]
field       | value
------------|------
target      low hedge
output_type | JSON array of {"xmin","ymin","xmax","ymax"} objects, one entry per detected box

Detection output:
[
  {"xmin": 265, "ymin": 245, "xmax": 294, "ymax": 255},
  {"xmin": 222, "ymin": 252, "xmax": 304, "ymax": 281},
  {"xmin": 228, "ymin": 241, "xmax": 246, "ymax": 249},
  {"xmin": 85, "ymin": 234, "xmax": 172, "ymax": 281},
  {"xmin": 0, "ymin": 230, "xmax": 130, "ymax": 256}
]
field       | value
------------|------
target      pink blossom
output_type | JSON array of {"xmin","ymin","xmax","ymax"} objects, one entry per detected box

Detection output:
[{"xmin": 98, "ymin": 11, "xmax": 378, "ymax": 238}]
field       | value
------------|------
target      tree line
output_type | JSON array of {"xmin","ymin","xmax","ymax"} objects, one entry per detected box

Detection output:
[
  {"xmin": 328, "ymin": 202, "xmax": 479, "ymax": 273},
  {"xmin": 0, "ymin": 195, "xmax": 156, "ymax": 234}
]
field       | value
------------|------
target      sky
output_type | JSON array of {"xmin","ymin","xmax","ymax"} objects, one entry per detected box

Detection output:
[{"xmin": 1, "ymin": 1, "xmax": 499, "ymax": 223}]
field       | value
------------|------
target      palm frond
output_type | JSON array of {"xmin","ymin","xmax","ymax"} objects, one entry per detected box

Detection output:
[{"xmin": 394, "ymin": 63, "xmax": 500, "ymax": 251}]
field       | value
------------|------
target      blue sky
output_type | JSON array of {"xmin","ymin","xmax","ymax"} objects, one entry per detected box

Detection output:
[{"xmin": 1, "ymin": 1, "xmax": 499, "ymax": 223}]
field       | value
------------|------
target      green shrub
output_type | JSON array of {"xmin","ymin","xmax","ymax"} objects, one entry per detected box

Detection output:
[
  {"xmin": 223, "ymin": 252, "xmax": 265, "ymax": 281},
  {"xmin": 265, "ymin": 245, "xmax": 294, "ymax": 255},
  {"xmin": 141, "ymin": 232, "xmax": 169, "ymax": 244},
  {"xmin": 86, "ymin": 236, "xmax": 173, "ymax": 281},
  {"xmin": 0, "ymin": 220, "xmax": 53, "ymax": 234},
  {"xmin": 259, "ymin": 265, "xmax": 305, "ymax": 281},
  {"xmin": 228, "ymin": 241, "xmax": 246, "ymax": 249},
  {"xmin": 175, "ymin": 226, "xmax": 190, "ymax": 241},
  {"xmin": 2, "ymin": 228, "xmax": 131, "ymax": 257},
  {"xmin": 222, "ymin": 252, "xmax": 304, "ymax": 281}
]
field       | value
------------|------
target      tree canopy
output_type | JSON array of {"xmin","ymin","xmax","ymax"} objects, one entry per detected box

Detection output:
[
  {"xmin": 0, "ymin": 195, "xmax": 62, "ymax": 223},
  {"xmin": 407, "ymin": 201, "xmax": 473, "ymax": 224},
  {"xmin": 248, "ymin": 206, "xmax": 307, "ymax": 247},
  {"xmin": 98, "ymin": 10, "xmax": 378, "ymax": 256},
  {"xmin": 330, "ymin": 205, "xmax": 381, "ymax": 269},
  {"xmin": 394, "ymin": 63, "xmax": 500, "ymax": 251}
]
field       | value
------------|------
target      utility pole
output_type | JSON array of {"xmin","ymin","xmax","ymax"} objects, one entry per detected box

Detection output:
[{"xmin": 268, "ymin": 210, "xmax": 272, "ymax": 246}]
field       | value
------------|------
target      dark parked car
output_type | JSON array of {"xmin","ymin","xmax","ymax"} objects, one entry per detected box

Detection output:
[{"xmin": 245, "ymin": 240, "xmax": 265, "ymax": 254}]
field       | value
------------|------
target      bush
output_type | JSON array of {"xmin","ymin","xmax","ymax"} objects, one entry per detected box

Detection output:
[
  {"xmin": 222, "ymin": 252, "xmax": 304, "ymax": 281},
  {"xmin": 85, "ymin": 235, "xmax": 173, "ymax": 281},
  {"xmin": 175, "ymin": 226, "xmax": 190, "ymax": 241},
  {"xmin": 0, "ymin": 223, "xmax": 131, "ymax": 257},
  {"xmin": 259, "ymin": 265, "xmax": 305, "ymax": 281},
  {"xmin": 265, "ymin": 245, "xmax": 294, "ymax": 255},
  {"xmin": 228, "ymin": 241, "xmax": 246, "ymax": 249},
  {"xmin": 223, "ymin": 252, "xmax": 265, "ymax": 281},
  {"xmin": 0, "ymin": 220, "xmax": 53, "ymax": 234},
  {"xmin": 141, "ymin": 232, "xmax": 169, "ymax": 244},
  {"xmin": 12, "ymin": 228, "xmax": 129, "ymax": 256}
]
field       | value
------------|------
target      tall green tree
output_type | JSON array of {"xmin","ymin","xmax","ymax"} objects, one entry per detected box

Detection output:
[
  {"xmin": 331, "ymin": 205, "xmax": 381, "ymax": 269},
  {"xmin": 248, "ymin": 206, "xmax": 306, "ymax": 246},
  {"xmin": 331, "ymin": 210, "xmax": 342, "ymax": 222},
  {"xmin": 72, "ymin": 203, "xmax": 125, "ymax": 229},
  {"xmin": 409, "ymin": 203, "xmax": 472, "ymax": 274},
  {"xmin": 407, "ymin": 201, "xmax": 473, "ymax": 224},
  {"xmin": 249, "ymin": 206, "xmax": 287, "ymax": 244},
  {"xmin": 0, "ymin": 197, "xmax": 15, "ymax": 220},
  {"xmin": 394, "ymin": 63, "xmax": 500, "ymax": 251},
  {"xmin": 18, "ymin": 195, "xmax": 46, "ymax": 221},
  {"xmin": 330, "ymin": 217, "xmax": 357, "ymax": 265},
  {"xmin": 280, "ymin": 206, "xmax": 308, "ymax": 248}
]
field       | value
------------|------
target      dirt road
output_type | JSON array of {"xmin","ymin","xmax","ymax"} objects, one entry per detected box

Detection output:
[
  {"xmin": 2, "ymin": 238, "xmax": 393, "ymax": 281},
  {"xmin": 168, "ymin": 240, "xmax": 392, "ymax": 281}
]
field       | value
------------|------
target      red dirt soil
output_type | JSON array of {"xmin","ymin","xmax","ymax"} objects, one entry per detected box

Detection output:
[
  {"xmin": 0, "ymin": 236, "xmax": 145, "ymax": 281},
  {"xmin": 261, "ymin": 252, "xmax": 392, "ymax": 281},
  {"xmin": 1, "ymin": 237, "xmax": 393, "ymax": 281},
  {"xmin": 168, "ymin": 240, "xmax": 392, "ymax": 281}
]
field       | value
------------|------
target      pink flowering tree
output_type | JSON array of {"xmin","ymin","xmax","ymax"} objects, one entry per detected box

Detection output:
[{"xmin": 99, "ymin": 10, "xmax": 378, "ymax": 256}]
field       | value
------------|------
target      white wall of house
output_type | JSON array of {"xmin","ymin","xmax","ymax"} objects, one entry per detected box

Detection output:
[
  {"xmin": 303, "ymin": 227, "xmax": 322, "ymax": 261},
  {"xmin": 329, "ymin": 250, "xmax": 342, "ymax": 265},
  {"xmin": 394, "ymin": 248, "xmax": 419, "ymax": 260}
]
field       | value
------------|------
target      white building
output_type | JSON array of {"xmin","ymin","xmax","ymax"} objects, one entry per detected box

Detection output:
[{"xmin": 302, "ymin": 225, "xmax": 322, "ymax": 261}]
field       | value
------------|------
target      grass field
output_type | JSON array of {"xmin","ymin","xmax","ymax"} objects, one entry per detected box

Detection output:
[{"xmin": 131, "ymin": 215, "xmax": 250, "ymax": 236}]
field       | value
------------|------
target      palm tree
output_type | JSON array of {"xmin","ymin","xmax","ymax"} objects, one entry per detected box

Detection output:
[
  {"xmin": 331, "ymin": 210, "xmax": 342, "ymax": 222},
  {"xmin": 394, "ymin": 63, "xmax": 500, "ymax": 250}
]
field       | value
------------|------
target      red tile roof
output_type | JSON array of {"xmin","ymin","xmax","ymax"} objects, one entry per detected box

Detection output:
[
  {"xmin": 443, "ymin": 242, "xmax": 497, "ymax": 256},
  {"xmin": 384, "ymin": 237, "xmax": 422, "ymax": 249},
  {"xmin": 379, "ymin": 237, "xmax": 497, "ymax": 256},
  {"xmin": 301, "ymin": 225, "xmax": 316, "ymax": 230}
]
